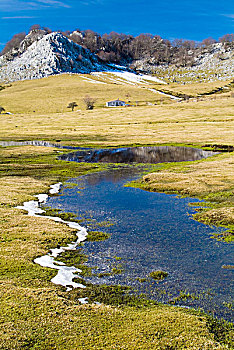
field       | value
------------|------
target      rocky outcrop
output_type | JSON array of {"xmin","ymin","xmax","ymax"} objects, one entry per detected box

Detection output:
[
  {"xmin": 3, "ymin": 29, "xmax": 47, "ymax": 62},
  {"xmin": 131, "ymin": 42, "xmax": 234, "ymax": 83},
  {"xmin": 0, "ymin": 32, "xmax": 113, "ymax": 82}
]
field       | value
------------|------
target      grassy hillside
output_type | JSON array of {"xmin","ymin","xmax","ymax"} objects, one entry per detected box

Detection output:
[
  {"xmin": 165, "ymin": 80, "xmax": 233, "ymax": 96},
  {"xmin": 0, "ymin": 73, "xmax": 171, "ymax": 114},
  {"xmin": 0, "ymin": 74, "xmax": 233, "ymax": 146}
]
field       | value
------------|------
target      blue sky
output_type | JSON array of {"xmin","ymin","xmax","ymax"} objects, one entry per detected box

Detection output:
[{"xmin": 0, "ymin": 0, "xmax": 233, "ymax": 49}]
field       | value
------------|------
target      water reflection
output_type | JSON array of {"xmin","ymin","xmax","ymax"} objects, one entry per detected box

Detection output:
[
  {"xmin": 0, "ymin": 141, "xmax": 216, "ymax": 165},
  {"xmin": 59, "ymin": 146, "xmax": 216, "ymax": 164},
  {"xmin": 84, "ymin": 165, "xmax": 148, "ymax": 186},
  {"xmin": 0, "ymin": 140, "xmax": 84, "ymax": 150}
]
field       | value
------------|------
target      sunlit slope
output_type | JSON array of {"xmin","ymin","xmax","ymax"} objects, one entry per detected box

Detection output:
[
  {"xmin": 0, "ymin": 73, "xmax": 169, "ymax": 114},
  {"xmin": 164, "ymin": 79, "xmax": 233, "ymax": 96},
  {"xmin": 0, "ymin": 74, "xmax": 233, "ymax": 146}
]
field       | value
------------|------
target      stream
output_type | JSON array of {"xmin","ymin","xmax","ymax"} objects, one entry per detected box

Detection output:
[{"xmin": 45, "ymin": 146, "xmax": 233, "ymax": 320}]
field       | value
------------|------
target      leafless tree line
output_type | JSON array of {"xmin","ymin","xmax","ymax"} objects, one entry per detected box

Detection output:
[{"xmin": 1, "ymin": 24, "xmax": 233, "ymax": 68}]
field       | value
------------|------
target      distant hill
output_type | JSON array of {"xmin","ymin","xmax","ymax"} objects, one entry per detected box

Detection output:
[
  {"xmin": 0, "ymin": 31, "xmax": 118, "ymax": 82},
  {"xmin": 0, "ymin": 28, "xmax": 233, "ymax": 83}
]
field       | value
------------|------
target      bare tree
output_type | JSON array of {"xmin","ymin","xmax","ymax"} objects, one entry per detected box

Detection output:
[
  {"xmin": 67, "ymin": 102, "xmax": 78, "ymax": 111},
  {"xmin": 0, "ymin": 106, "xmax": 5, "ymax": 114},
  {"xmin": 83, "ymin": 96, "xmax": 96, "ymax": 110},
  {"xmin": 201, "ymin": 37, "xmax": 216, "ymax": 47},
  {"xmin": 0, "ymin": 32, "xmax": 26, "ymax": 56},
  {"xmin": 219, "ymin": 34, "xmax": 234, "ymax": 43},
  {"xmin": 29, "ymin": 24, "xmax": 41, "ymax": 31}
]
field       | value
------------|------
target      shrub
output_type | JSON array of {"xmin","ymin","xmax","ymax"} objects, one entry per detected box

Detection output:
[
  {"xmin": 83, "ymin": 95, "xmax": 96, "ymax": 110},
  {"xmin": 0, "ymin": 106, "xmax": 5, "ymax": 114}
]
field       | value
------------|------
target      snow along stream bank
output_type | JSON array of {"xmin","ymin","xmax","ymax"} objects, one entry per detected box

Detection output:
[{"xmin": 16, "ymin": 182, "xmax": 89, "ymax": 298}]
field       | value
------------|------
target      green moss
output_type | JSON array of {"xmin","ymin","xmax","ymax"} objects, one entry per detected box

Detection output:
[
  {"xmin": 55, "ymin": 249, "xmax": 94, "ymax": 277},
  {"xmin": 56, "ymin": 249, "xmax": 87, "ymax": 267},
  {"xmin": 136, "ymin": 277, "xmax": 147, "ymax": 283},
  {"xmin": 193, "ymin": 210, "xmax": 234, "ymax": 242},
  {"xmin": 221, "ymin": 265, "xmax": 234, "ymax": 269},
  {"xmin": 41, "ymin": 207, "xmax": 83, "ymax": 223},
  {"xmin": 98, "ymin": 272, "xmax": 112, "ymax": 278},
  {"xmin": 113, "ymin": 256, "xmax": 122, "ymax": 261},
  {"xmin": 149, "ymin": 270, "xmax": 168, "ymax": 280},
  {"xmin": 206, "ymin": 315, "xmax": 234, "ymax": 347},
  {"xmin": 86, "ymin": 231, "xmax": 110, "ymax": 242},
  {"xmin": 0, "ymin": 149, "xmax": 108, "ymax": 181},
  {"xmin": 67, "ymin": 283, "xmax": 157, "ymax": 307},
  {"xmin": 95, "ymin": 220, "xmax": 115, "ymax": 228},
  {"xmin": 111, "ymin": 266, "xmax": 123, "ymax": 275},
  {"xmin": 169, "ymin": 290, "xmax": 200, "ymax": 304}
]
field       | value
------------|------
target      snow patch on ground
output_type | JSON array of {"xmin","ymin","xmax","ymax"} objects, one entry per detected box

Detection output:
[
  {"xmin": 17, "ymin": 200, "xmax": 45, "ymax": 216},
  {"xmin": 148, "ymin": 88, "xmax": 181, "ymax": 100},
  {"xmin": 36, "ymin": 193, "xmax": 48, "ymax": 203},
  {"xmin": 92, "ymin": 71, "xmax": 167, "ymax": 87},
  {"xmin": 78, "ymin": 297, "xmax": 89, "ymax": 304},
  {"xmin": 109, "ymin": 71, "xmax": 167, "ymax": 85},
  {"xmin": 49, "ymin": 182, "xmax": 62, "ymax": 194},
  {"xmin": 81, "ymin": 76, "xmax": 106, "ymax": 84},
  {"xmin": 16, "ymin": 182, "xmax": 88, "ymax": 290}
]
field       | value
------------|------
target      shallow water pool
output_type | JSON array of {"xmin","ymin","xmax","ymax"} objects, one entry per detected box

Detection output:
[{"xmin": 45, "ymin": 166, "xmax": 233, "ymax": 320}]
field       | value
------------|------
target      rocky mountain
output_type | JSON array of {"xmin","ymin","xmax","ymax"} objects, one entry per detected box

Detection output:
[
  {"xmin": 131, "ymin": 42, "xmax": 234, "ymax": 83},
  {"xmin": 0, "ymin": 31, "xmax": 116, "ymax": 83},
  {"xmin": 0, "ymin": 28, "xmax": 233, "ymax": 84}
]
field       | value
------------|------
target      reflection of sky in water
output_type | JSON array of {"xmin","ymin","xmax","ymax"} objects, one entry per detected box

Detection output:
[{"xmin": 45, "ymin": 167, "xmax": 233, "ymax": 320}]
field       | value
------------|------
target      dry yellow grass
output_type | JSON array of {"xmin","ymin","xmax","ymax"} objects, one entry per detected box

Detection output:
[
  {"xmin": 0, "ymin": 74, "xmax": 169, "ymax": 114},
  {"xmin": 0, "ymin": 97, "xmax": 233, "ymax": 146},
  {"xmin": 143, "ymin": 153, "xmax": 234, "ymax": 196},
  {"xmin": 165, "ymin": 80, "xmax": 233, "ymax": 96},
  {"xmin": 0, "ymin": 74, "xmax": 233, "ymax": 146}
]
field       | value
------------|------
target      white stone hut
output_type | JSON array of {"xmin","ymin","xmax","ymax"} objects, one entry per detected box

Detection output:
[{"xmin": 106, "ymin": 98, "xmax": 126, "ymax": 107}]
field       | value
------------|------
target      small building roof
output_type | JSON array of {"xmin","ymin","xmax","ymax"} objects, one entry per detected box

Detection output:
[{"xmin": 106, "ymin": 98, "xmax": 126, "ymax": 103}]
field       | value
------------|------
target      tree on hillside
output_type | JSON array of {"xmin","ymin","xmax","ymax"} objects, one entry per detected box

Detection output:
[
  {"xmin": 0, "ymin": 32, "xmax": 26, "ymax": 56},
  {"xmin": 83, "ymin": 96, "xmax": 96, "ymax": 110},
  {"xmin": 0, "ymin": 106, "xmax": 5, "ymax": 114},
  {"xmin": 30, "ymin": 24, "xmax": 41, "ymax": 31},
  {"xmin": 219, "ymin": 34, "xmax": 234, "ymax": 43},
  {"xmin": 67, "ymin": 102, "xmax": 78, "ymax": 111},
  {"xmin": 200, "ymin": 37, "xmax": 216, "ymax": 47}
]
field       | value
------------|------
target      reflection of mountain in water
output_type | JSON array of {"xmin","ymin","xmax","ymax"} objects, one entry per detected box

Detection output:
[
  {"xmin": 79, "ymin": 166, "xmax": 148, "ymax": 187},
  {"xmin": 60, "ymin": 146, "xmax": 216, "ymax": 164}
]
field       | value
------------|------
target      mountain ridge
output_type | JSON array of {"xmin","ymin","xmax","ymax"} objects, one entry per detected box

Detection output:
[
  {"xmin": 0, "ymin": 32, "xmax": 119, "ymax": 83},
  {"xmin": 0, "ymin": 29, "xmax": 233, "ymax": 83}
]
